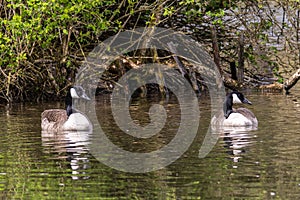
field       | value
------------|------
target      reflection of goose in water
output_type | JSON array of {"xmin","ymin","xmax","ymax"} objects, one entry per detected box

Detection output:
[
  {"xmin": 41, "ymin": 130, "xmax": 91, "ymax": 180},
  {"xmin": 211, "ymin": 91, "xmax": 258, "ymax": 128},
  {"xmin": 221, "ymin": 131, "xmax": 256, "ymax": 163}
]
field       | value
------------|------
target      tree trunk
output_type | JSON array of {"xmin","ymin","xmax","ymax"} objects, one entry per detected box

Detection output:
[
  {"xmin": 210, "ymin": 25, "xmax": 222, "ymax": 74},
  {"xmin": 237, "ymin": 32, "xmax": 244, "ymax": 83}
]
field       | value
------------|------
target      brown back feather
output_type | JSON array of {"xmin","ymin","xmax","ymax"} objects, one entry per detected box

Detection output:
[
  {"xmin": 235, "ymin": 108, "xmax": 256, "ymax": 119},
  {"xmin": 41, "ymin": 109, "xmax": 68, "ymax": 131},
  {"xmin": 41, "ymin": 109, "xmax": 68, "ymax": 122}
]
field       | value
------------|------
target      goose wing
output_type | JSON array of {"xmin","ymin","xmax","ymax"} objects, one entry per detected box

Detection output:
[
  {"xmin": 235, "ymin": 108, "xmax": 256, "ymax": 119},
  {"xmin": 41, "ymin": 109, "xmax": 68, "ymax": 131},
  {"xmin": 236, "ymin": 108, "xmax": 258, "ymax": 126},
  {"xmin": 41, "ymin": 109, "xmax": 68, "ymax": 122}
]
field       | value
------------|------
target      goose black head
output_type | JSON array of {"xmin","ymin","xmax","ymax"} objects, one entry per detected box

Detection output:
[
  {"xmin": 223, "ymin": 91, "xmax": 252, "ymax": 119},
  {"xmin": 231, "ymin": 91, "xmax": 252, "ymax": 105},
  {"xmin": 65, "ymin": 86, "xmax": 90, "ymax": 116}
]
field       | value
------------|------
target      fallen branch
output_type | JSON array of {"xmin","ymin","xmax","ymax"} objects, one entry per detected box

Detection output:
[
  {"xmin": 258, "ymin": 68, "xmax": 300, "ymax": 93},
  {"xmin": 284, "ymin": 68, "xmax": 300, "ymax": 93}
]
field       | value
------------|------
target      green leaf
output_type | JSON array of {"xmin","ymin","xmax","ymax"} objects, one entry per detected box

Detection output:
[{"xmin": 62, "ymin": 28, "xmax": 69, "ymax": 35}]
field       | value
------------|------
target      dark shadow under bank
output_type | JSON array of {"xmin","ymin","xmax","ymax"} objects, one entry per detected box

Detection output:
[{"xmin": 1, "ymin": 51, "xmax": 295, "ymax": 104}]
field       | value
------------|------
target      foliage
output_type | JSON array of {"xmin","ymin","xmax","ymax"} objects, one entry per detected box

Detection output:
[
  {"xmin": 168, "ymin": 0, "xmax": 300, "ymax": 85},
  {"xmin": 0, "ymin": 0, "xmax": 119, "ymax": 101},
  {"xmin": 1, "ymin": 0, "xmax": 300, "ymax": 101}
]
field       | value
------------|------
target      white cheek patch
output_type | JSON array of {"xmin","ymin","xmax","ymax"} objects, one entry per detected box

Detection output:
[
  {"xmin": 232, "ymin": 93, "xmax": 242, "ymax": 104},
  {"xmin": 70, "ymin": 88, "xmax": 80, "ymax": 98}
]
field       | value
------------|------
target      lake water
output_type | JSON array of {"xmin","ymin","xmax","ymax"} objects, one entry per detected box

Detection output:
[{"xmin": 1, "ymin": 89, "xmax": 300, "ymax": 199}]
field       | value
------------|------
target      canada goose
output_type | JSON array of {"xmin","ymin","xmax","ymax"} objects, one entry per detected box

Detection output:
[
  {"xmin": 211, "ymin": 91, "xmax": 258, "ymax": 127},
  {"xmin": 41, "ymin": 86, "xmax": 92, "ymax": 132}
]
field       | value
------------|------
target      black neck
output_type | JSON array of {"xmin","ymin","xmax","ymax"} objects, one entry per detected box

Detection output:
[
  {"xmin": 65, "ymin": 90, "xmax": 73, "ymax": 116},
  {"xmin": 223, "ymin": 94, "xmax": 233, "ymax": 119}
]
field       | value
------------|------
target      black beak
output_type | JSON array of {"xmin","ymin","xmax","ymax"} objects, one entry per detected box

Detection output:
[
  {"xmin": 242, "ymin": 98, "xmax": 252, "ymax": 105},
  {"xmin": 81, "ymin": 93, "xmax": 91, "ymax": 100}
]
